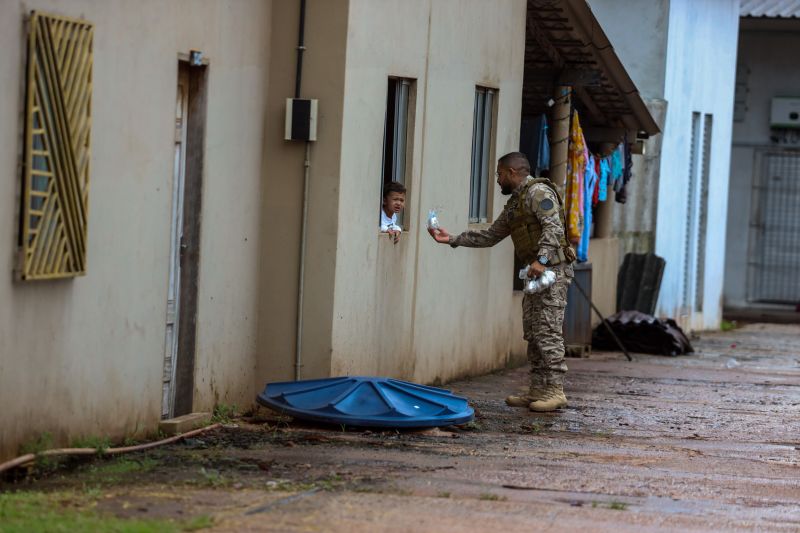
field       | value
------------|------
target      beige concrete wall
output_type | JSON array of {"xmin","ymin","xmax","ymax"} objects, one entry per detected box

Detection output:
[
  {"xmin": 0, "ymin": 0, "xmax": 271, "ymax": 460},
  {"xmin": 330, "ymin": 0, "xmax": 527, "ymax": 384},
  {"xmin": 256, "ymin": 0, "xmax": 349, "ymax": 384},
  {"xmin": 588, "ymin": 237, "xmax": 620, "ymax": 327}
]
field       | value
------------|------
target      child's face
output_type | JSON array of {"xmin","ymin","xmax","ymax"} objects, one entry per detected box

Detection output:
[{"xmin": 383, "ymin": 192, "xmax": 406, "ymax": 214}]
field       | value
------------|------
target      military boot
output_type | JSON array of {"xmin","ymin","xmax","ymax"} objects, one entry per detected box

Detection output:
[
  {"xmin": 505, "ymin": 387, "xmax": 546, "ymax": 408},
  {"xmin": 528, "ymin": 384, "xmax": 567, "ymax": 412}
]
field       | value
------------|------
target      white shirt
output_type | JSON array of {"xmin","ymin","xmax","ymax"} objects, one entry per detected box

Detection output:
[{"xmin": 380, "ymin": 210, "xmax": 401, "ymax": 232}]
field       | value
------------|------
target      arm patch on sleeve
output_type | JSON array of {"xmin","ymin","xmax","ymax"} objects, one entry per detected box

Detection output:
[{"xmin": 537, "ymin": 197, "xmax": 556, "ymax": 216}]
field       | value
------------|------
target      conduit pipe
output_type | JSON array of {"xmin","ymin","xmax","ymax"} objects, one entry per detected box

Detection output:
[
  {"xmin": 0, "ymin": 423, "xmax": 221, "ymax": 475},
  {"xmin": 294, "ymin": 0, "xmax": 309, "ymax": 380}
]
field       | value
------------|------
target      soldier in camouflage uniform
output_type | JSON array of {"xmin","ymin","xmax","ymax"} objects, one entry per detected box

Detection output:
[{"xmin": 428, "ymin": 152, "xmax": 575, "ymax": 411}]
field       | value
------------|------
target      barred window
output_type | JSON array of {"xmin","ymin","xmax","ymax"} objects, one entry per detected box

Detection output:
[
  {"xmin": 469, "ymin": 87, "xmax": 496, "ymax": 223},
  {"xmin": 381, "ymin": 77, "xmax": 415, "ymax": 228},
  {"xmin": 19, "ymin": 12, "xmax": 93, "ymax": 280}
]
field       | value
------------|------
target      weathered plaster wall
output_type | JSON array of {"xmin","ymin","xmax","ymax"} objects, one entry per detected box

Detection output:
[
  {"xmin": 656, "ymin": 0, "xmax": 739, "ymax": 330},
  {"xmin": 330, "ymin": 0, "xmax": 527, "ymax": 383},
  {"xmin": 0, "ymin": 0, "xmax": 271, "ymax": 460}
]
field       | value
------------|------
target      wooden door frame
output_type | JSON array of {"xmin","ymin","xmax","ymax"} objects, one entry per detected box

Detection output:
[{"xmin": 173, "ymin": 60, "xmax": 207, "ymax": 416}]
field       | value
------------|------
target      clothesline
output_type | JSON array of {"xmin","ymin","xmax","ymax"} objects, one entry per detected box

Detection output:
[{"xmin": 562, "ymin": 110, "xmax": 634, "ymax": 263}]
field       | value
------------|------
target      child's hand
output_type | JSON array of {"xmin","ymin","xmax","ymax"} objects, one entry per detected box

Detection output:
[{"xmin": 388, "ymin": 229, "xmax": 401, "ymax": 244}]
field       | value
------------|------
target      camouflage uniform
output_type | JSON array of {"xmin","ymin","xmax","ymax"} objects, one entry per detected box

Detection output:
[{"xmin": 449, "ymin": 176, "xmax": 574, "ymax": 390}]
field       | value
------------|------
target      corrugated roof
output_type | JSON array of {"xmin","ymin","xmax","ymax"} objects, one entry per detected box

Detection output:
[
  {"xmin": 741, "ymin": 0, "xmax": 800, "ymax": 18},
  {"xmin": 523, "ymin": 0, "xmax": 660, "ymax": 137}
]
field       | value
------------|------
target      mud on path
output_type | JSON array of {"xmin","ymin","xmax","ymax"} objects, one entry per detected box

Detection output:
[{"xmin": 4, "ymin": 323, "xmax": 800, "ymax": 532}]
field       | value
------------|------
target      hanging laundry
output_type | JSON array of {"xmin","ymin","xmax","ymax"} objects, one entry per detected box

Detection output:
[
  {"xmin": 616, "ymin": 142, "xmax": 634, "ymax": 204},
  {"xmin": 612, "ymin": 143, "xmax": 625, "ymax": 193},
  {"xmin": 565, "ymin": 111, "xmax": 586, "ymax": 244},
  {"xmin": 592, "ymin": 157, "xmax": 600, "ymax": 206},
  {"xmin": 598, "ymin": 157, "xmax": 610, "ymax": 202},
  {"xmin": 519, "ymin": 114, "xmax": 550, "ymax": 175},
  {"xmin": 611, "ymin": 143, "xmax": 624, "ymax": 186},
  {"xmin": 538, "ymin": 115, "xmax": 550, "ymax": 173},
  {"xmin": 578, "ymin": 154, "xmax": 598, "ymax": 262}
]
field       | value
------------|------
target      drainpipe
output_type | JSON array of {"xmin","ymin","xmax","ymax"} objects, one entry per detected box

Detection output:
[
  {"xmin": 294, "ymin": 0, "xmax": 308, "ymax": 380},
  {"xmin": 549, "ymin": 85, "xmax": 572, "ymax": 192}
]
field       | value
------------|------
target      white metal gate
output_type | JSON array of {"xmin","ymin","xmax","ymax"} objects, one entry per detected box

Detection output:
[{"xmin": 747, "ymin": 149, "xmax": 800, "ymax": 304}]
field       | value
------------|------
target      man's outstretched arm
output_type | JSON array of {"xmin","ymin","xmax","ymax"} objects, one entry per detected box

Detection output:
[{"xmin": 428, "ymin": 210, "xmax": 511, "ymax": 248}]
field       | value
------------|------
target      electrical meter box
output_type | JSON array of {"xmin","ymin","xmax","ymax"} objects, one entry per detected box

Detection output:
[
  {"xmin": 770, "ymin": 97, "xmax": 800, "ymax": 129},
  {"xmin": 285, "ymin": 98, "xmax": 318, "ymax": 141}
]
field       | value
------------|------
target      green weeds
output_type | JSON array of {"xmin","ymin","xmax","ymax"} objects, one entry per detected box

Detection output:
[
  {"xmin": 721, "ymin": 320, "xmax": 738, "ymax": 332},
  {"xmin": 0, "ymin": 491, "xmax": 211, "ymax": 532},
  {"xmin": 70, "ymin": 435, "xmax": 111, "ymax": 453},
  {"xmin": 211, "ymin": 404, "xmax": 237, "ymax": 424}
]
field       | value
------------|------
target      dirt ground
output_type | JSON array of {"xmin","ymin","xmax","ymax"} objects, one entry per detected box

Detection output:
[{"xmin": 4, "ymin": 323, "xmax": 800, "ymax": 532}]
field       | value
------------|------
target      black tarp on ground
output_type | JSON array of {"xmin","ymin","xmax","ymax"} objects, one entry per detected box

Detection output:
[{"xmin": 592, "ymin": 310, "xmax": 694, "ymax": 356}]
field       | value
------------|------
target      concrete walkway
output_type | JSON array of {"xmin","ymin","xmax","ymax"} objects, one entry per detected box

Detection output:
[{"xmin": 11, "ymin": 323, "xmax": 800, "ymax": 532}]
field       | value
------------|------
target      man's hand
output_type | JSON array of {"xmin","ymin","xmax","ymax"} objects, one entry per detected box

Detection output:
[
  {"xmin": 527, "ymin": 261, "xmax": 546, "ymax": 279},
  {"xmin": 428, "ymin": 226, "xmax": 451, "ymax": 244}
]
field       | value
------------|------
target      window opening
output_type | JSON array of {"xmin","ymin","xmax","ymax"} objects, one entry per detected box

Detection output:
[
  {"xmin": 470, "ymin": 87, "xmax": 496, "ymax": 223},
  {"xmin": 381, "ymin": 77, "xmax": 413, "ymax": 227}
]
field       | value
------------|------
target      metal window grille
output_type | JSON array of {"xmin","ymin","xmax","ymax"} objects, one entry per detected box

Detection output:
[
  {"xmin": 748, "ymin": 149, "xmax": 800, "ymax": 303},
  {"xmin": 469, "ymin": 87, "xmax": 495, "ymax": 224},
  {"xmin": 381, "ymin": 78, "xmax": 412, "ymax": 226},
  {"xmin": 682, "ymin": 112, "xmax": 701, "ymax": 310},
  {"xmin": 18, "ymin": 12, "xmax": 93, "ymax": 280},
  {"xmin": 694, "ymin": 114, "xmax": 712, "ymax": 311}
]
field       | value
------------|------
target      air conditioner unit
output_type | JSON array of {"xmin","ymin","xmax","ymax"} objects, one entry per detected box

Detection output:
[{"xmin": 770, "ymin": 97, "xmax": 800, "ymax": 129}]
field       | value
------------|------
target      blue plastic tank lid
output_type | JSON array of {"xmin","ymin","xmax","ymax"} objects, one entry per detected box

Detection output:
[{"xmin": 257, "ymin": 376, "xmax": 474, "ymax": 428}]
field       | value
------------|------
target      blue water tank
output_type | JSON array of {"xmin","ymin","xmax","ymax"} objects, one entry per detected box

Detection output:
[{"xmin": 257, "ymin": 376, "xmax": 474, "ymax": 428}]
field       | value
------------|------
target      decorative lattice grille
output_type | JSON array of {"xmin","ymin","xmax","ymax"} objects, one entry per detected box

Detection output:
[{"xmin": 19, "ymin": 12, "xmax": 93, "ymax": 280}]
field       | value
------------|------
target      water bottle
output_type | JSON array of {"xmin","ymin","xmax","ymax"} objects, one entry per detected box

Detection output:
[
  {"xmin": 427, "ymin": 209, "xmax": 440, "ymax": 230},
  {"xmin": 518, "ymin": 268, "xmax": 557, "ymax": 294}
]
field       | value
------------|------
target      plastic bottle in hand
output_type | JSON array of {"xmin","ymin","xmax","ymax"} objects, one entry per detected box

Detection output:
[
  {"xmin": 517, "ymin": 268, "xmax": 557, "ymax": 294},
  {"xmin": 427, "ymin": 209, "xmax": 440, "ymax": 230}
]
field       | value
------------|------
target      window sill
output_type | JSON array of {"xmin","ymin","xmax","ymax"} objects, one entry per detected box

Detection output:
[
  {"xmin": 467, "ymin": 222, "xmax": 492, "ymax": 230},
  {"xmin": 377, "ymin": 230, "xmax": 407, "ymax": 238}
]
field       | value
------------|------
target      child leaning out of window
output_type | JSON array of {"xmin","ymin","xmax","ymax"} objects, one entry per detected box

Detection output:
[{"xmin": 380, "ymin": 181, "xmax": 406, "ymax": 244}]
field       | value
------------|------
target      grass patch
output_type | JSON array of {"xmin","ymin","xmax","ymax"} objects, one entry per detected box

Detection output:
[
  {"xmin": 478, "ymin": 493, "xmax": 506, "ymax": 501},
  {"xmin": 0, "ymin": 491, "xmax": 211, "ymax": 533},
  {"xmin": 182, "ymin": 515, "xmax": 213, "ymax": 531},
  {"xmin": 721, "ymin": 320, "xmax": 738, "ymax": 332},
  {"xmin": 19, "ymin": 433, "xmax": 59, "ymax": 471},
  {"xmin": 20, "ymin": 433, "xmax": 54, "ymax": 456},
  {"xmin": 79, "ymin": 457, "xmax": 160, "ymax": 485},
  {"xmin": 590, "ymin": 500, "xmax": 628, "ymax": 511},
  {"xmin": 459, "ymin": 421, "xmax": 483, "ymax": 432},
  {"xmin": 93, "ymin": 457, "xmax": 160, "ymax": 476},
  {"xmin": 211, "ymin": 404, "xmax": 237, "ymax": 424},
  {"xmin": 436, "ymin": 491, "xmax": 451, "ymax": 498},
  {"xmin": 194, "ymin": 467, "xmax": 230, "ymax": 488},
  {"xmin": 520, "ymin": 423, "xmax": 543, "ymax": 433},
  {"xmin": 71, "ymin": 435, "xmax": 112, "ymax": 453}
]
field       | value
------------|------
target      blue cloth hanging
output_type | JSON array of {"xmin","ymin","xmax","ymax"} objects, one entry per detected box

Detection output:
[{"xmin": 578, "ymin": 154, "xmax": 597, "ymax": 262}]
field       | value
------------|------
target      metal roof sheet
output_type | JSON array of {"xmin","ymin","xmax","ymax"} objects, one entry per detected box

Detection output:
[
  {"xmin": 524, "ymin": 0, "xmax": 661, "ymax": 137},
  {"xmin": 741, "ymin": 0, "xmax": 800, "ymax": 18}
]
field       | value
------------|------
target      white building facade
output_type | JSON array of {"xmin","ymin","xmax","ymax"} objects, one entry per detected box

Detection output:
[{"xmin": 588, "ymin": 0, "xmax": 740, "ymax": 331}]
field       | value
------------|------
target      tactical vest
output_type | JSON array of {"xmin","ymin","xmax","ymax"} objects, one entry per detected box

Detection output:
[{"xmin": 507, "ymin": 178, "xmax": 576, "ymax": 265}]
